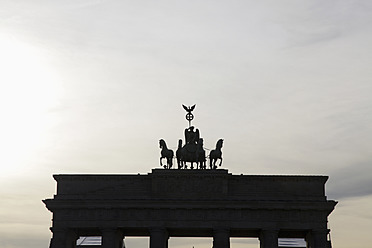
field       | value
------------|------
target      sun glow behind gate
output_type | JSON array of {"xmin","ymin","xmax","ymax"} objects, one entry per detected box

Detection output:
[{"xmin": 0, "ymin": 32, "xmax": 61, "ymax": 176}]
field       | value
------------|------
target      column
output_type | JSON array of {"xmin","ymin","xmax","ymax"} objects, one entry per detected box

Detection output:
[
  {"xmin": 49, "ymin": 227, "xmax": 77, "ymax": 248},
  {"xmin": 101, "ymin": 228, "xmax": 124, "ymax": 248},
  {"xmin": 306, "ymin": 229, "xmax": 329, "ymax": 248},
  {"xmin": 259, "ymin": 229, "xmax": 278, "ymax": 248},
  {"xmin": 149, "ymin": 228, "xmax": 168, "ymax": 248},
  {"xmin": 213, "ymin": 228, "xmax": 230, "ymax": 248}
]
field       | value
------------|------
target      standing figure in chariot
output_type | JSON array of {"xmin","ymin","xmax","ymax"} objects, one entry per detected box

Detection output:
[{"xmin": 185, "ymin": 126, "xmax": 200, "ymax": 145}]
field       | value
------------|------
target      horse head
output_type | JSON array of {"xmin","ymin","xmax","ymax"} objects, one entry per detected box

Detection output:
[{"xmin": 159, "ymin": 139, "xmax": 165, "ymax": 149}]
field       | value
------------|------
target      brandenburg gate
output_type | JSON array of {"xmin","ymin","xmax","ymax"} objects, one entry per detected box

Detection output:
[{"xmin": 44, "ymin": 105, "xmax": 337, "ymax": 248}]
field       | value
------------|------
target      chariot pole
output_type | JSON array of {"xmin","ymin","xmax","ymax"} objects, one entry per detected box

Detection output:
[{"xmin": 182, "ymin": 104, "xmax": 196, "ymax": 127}]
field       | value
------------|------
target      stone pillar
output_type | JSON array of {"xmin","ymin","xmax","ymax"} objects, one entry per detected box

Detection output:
[
  {"xmin": 213, "ymin": 228, "xmax": 230, "ymax": 248},
  {"xmin": 49, "ymin": 228, "xmax": 77, "ymax": 248},
  {"xmin": 306, "ymin": 229, "xmax": 329, "ymax": 248},
  {"xmin": 259, "ymin": 229, "xmax": 278, "ymax": 248},
  {"xmin": 149, "ymin": 228, "xmax": 168, "ymax": 248},
  {"xmin": 101, "ymin": 228, "xmax": 124, "ymax": 248}
]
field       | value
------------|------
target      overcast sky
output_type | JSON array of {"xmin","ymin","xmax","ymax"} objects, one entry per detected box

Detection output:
[{"xmin": 1, "ymin": 1, "xmax": 372, "ymax": 247}]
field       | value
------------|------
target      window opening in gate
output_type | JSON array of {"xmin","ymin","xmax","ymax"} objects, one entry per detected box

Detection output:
[
  {"xmin": 76, "ymin": 236, "xmax": 101, "ymax": 246},
  {"xmin": 278, "ymin": 238, "xmax": 306, "ymax": 248},
  {"xmin": 123, "ymin": 236, "xmax": 149, "ymax": 248},
  {"xmin": 168, "ymin": 237, "xmax": 213, "ymax": 248},
  {"xmin": 230, "ymin": 237, "xmax": 259, "ymax": 248}
]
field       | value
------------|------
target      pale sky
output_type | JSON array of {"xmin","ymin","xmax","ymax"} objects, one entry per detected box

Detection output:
[{"xmin": 0, "ymin": 1, "xmax": 372, "ymax": 247}]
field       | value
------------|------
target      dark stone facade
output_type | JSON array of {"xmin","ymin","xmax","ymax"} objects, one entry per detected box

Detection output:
[{"xmin": 44, "ymin": 169, "xmax": 336, "ymax": 248}]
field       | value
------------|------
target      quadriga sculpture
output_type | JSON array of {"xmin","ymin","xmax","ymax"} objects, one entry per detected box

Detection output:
[{"xmin": 176, "ymin": 138, "xmax": 206, "ymax": 170}]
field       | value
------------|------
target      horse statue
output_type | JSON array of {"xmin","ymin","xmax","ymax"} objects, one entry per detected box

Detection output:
[
  {"xmin": 209, "ymin": 139, "xmax": 223, "ymax": 169},
  {"xmin": 196, "ymin": 138, "xmax": 206, "ymax": 169},
  {"xmin": 159, "ymin": 139, "xmax": 174, "ymax": 169},
  {"xmin": 177, "ymin": 138, "xmax": 206, "ymax": 169},
  {"xmin": 176, "ymin": 139, "xmax": 184, "ymax": 169}
]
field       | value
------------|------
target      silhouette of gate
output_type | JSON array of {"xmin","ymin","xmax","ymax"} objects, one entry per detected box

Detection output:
[{"xmin": 44, "ymin": 169, "xmax": 336, "ymax": 248}]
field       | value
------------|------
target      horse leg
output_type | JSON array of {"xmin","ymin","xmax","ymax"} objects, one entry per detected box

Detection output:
[
  {"xmin": 219, "ymin": 157, "xmax": 223, "ymax": 167},
  {"xmin": 164, "ymin": 159, "xmax": 168, "ymax": 169},
  {"xmin": 160, "ymin": 157, "xmax": 163, "ymax": 167}
]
